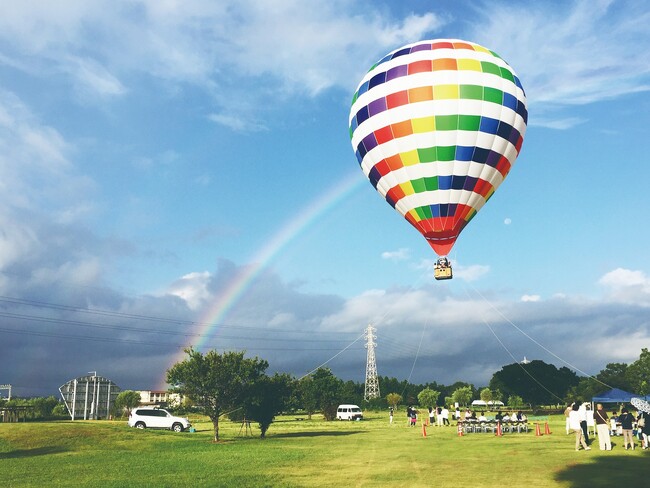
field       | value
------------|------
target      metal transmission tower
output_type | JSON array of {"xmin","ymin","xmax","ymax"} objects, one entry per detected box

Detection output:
[{"xmin": 364, "ymin": 325, "xmax": 380, "ymax": 401}]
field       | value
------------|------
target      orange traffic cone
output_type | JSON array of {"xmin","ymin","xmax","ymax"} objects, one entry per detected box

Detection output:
[
  {"xmin": 495, "ymin": 422, "xmax": 503, "ymax": 437},
  {"xmin": 544, "ymin": 422, "xmax": 552, "ymax": 435},
  {"xmin": 535, "ymin": 423, "xmax": 542, "ymax": 436},
  {"xmin": 422, "ymin": 422, "xmax": 427, "ymax": 438}
]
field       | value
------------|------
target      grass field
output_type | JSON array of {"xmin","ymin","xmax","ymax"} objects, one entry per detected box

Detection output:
[{"xmin": 1, "ymin": 412, "xmax": 649, "ymax": 487}]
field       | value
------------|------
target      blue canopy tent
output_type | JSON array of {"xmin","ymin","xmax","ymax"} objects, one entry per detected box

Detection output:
[{"xmin": 592, "ymin": 388, "xmax": 646, "ymax": 404}]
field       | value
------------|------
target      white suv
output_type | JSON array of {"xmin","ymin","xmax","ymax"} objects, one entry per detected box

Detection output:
[{"xmin": 128, "ymin": 407, "xmax": 191, "ymax": 432}]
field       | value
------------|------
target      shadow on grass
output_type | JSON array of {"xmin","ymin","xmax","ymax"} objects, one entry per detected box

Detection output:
[
  {"xmin": 0, "ymin": 446, "xmax": 68, "ymax": 459},
  {"xmin": 555, "ymin": 453, "xmax": 650, "ymax": 487},
  {"xmin": 270, "ymin": 430, "xmax": 363, "ymax": 438}
]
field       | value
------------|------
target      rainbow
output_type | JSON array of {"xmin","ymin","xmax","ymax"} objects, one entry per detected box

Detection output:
[{"xmin": 161, "ymin": 171, "xmax": 364, "ymax": 386}]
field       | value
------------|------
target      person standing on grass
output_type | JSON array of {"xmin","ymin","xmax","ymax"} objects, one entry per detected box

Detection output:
[
  {"xmin": 441, "ymin": 406, "xmax": 450, "ymax": 426},
  {"xmin": 570, "ymin": 403, "xmax": 591, "ymax": 451},
  {"xmin": 637, "ymin": 412, "xmax": 650, "ymax": 449},
  {"xmin": 578, "ymin": 402, "xmax": 589, "ymax": 445},
  {"xmin": 594, "ymin": 404, "xmax": 611, "ymax": 451},
  {"xmin": 619, "ymin": 408, "xmax": 635, "ymax": 450},
  {"xmin": 436, "ymin": 406, "xmax": 443, "ymax": 427},
  {"xmin": 428, "ymin": 407, "xmax": 434, "ymax": 426},
  {"xmin": 564, "ymin": 403, "xmax": 573, "ymax": 435},
  {"xmin": 389, "ymin": 407, "xmax": 394, "ymax": 424}
]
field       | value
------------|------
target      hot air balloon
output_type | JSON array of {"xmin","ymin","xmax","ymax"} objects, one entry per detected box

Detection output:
[{"xmin": 349, "ymin": 39, "xmax": 527, "ymax": 280}]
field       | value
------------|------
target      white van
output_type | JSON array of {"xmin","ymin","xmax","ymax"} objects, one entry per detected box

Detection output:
[{"xmin": 336, "ymin": 404, "xmax": 363, "ymax": 421}]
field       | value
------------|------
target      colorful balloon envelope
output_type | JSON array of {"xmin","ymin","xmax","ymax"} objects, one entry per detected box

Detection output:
[{"xmin": 349, "ymin": 39, "xmax": 527, "ymax": 257}]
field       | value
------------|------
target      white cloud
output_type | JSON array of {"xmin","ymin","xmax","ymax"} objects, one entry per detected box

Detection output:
[
  {"xmin": 504, "ymin": 218, "xmax": 512, "ymax": 225},
  {"xmin": 381, "ymin": 248, "xmax": 410, "ymax": 261},
  {"xmin": 521, "ymin": 294, "xmax": 541, "ymax": 302},
  {"xmin": 598, "ymin": 268, "xmax": 650, "ymax": 305},
  {"xmin": 65, "ymin": 56, "xmax": 126, "ymax": 97},
  {"xmin": 165, "ymin": 271, "xmax": 211, "ymax": 310},
  {"xmin": 470, "ymin": 0, "xmax": 650, "ymax": 127},
  {"xmin": 454, "ymin": 263, "xmax": 490, "ymax": 282},
  {"xmin": 530, "ymin": 117, "xmax": 587, "ymax": 130},
  {"xmin": 0, "ymin": 1, "xmax": 444, "ymax": 128},
  {"xmin": 599, "ymin": 268, "xmax": 648, "ymax": 288},
  {"xmin": 208, "ymin": 112, "xmax": 268, "ymax": 132}
]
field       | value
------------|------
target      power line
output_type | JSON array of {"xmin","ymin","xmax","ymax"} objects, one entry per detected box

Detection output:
[
  {"xmin": 0, "ymin": 310, "xmax": 357, "ymax": 344},
  {"xmin": 0, "ymin": 295, "xmax": 358, "ymax": 336},
  {"xmin": 0, "ymin": 326, "xmax": 365, "ymax": 352}
]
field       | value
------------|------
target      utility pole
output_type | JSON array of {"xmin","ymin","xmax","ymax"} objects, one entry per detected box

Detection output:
[{"xmin": 364, "ymin": 325, "xmax": 380, "ymax": 401}]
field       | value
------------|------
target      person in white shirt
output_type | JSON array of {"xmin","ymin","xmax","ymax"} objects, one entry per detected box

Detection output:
[
  {"xmin": 441, "ymin": 407, "xmax": 450, "ymax": 426},
  {"xmin": 578, "ymin": 403, "xmax": 590, "ymax": 445},
  {"xmin": 586, "ymin": 404, "xmax": 595, "ymax": 436},
  {"xmin": 570, "ymin": 403, "xmax": 590, "ymax": 451}
]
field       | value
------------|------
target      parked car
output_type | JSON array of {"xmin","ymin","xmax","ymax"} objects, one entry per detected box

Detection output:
[
  {"xmin": 336, "ymin": 404, "xmax": 363, "ymax": 421},
  {"xmin": 128, "ymin": 407, "xmax": 191, "ymax": 432}
]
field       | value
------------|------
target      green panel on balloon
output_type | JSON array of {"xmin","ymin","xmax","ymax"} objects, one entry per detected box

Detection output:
[
  {"xmin": 435, "ymin": 115, "xmax": 458, "ymax": 131},
  {"xmin": 424, "ymin": 177, "xmax": 438, "ymax": 191},
  {"xmin": 411, "ymin": 178, "xmax": 427, "ymax": 194},
  {"xmin": 484, "ymin": 87, "xmax": 503, "ymax": 104},
  {"xmin": 418, "ymin": 147, "xmax": 437, "ymax": 163},
  {"xmin": 460, "ymin": 85, "xmax": 483, "ymax": 100},
  {"xmin": 459, "ymin": 115, "xmax": 481, "ymax": 131},
  {"xmin": 437, "ymin": 146, "xmax": 456, "ymax": 161}
]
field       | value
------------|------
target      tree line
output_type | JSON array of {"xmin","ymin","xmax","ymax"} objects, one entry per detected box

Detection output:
[{"xmin": 4, "ymin": 348, "xmax": 649, "ymax": 440}]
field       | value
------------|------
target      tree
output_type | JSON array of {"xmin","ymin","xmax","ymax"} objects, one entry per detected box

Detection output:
[
  {"xmin": 167, "ymin": 348, "xmax": 268, "ymax": 442},
  {"xmin": 507, "ymin": 395, "xmax": 524, "ymax": 408},
  {"xmin": 32, "ymin": 396, "xmax": 59, "ymax": 419},
  {"xmin": 565, "ymin": 377, "xmax": 602, "ymax": 403},
  {"xmin": 417, "ymin": 388, "xmax": 440, "ymax": 409},
  {"xmin": 480, "ymin": 387, "xmax": 493, "ymax": 405},
  {"xmin": 114, "ymin": 390, "xmax": 142, "ymax": 417},
  {"xmin": 310, "ymin": 368, "xmax": 344, "ymax": 420},
  {"xmin": 451, "ymin": 386, "xmax": 473, "ymax": 407},
  {"xmin": 596, "ymin": 363, "xmax": 630, "ymax": 391},
  {"xmin": 242, "ymin": 373, "xmax": 293, "ymax": 438},
  {"xmin": 626, "ymin": 348, "xmax": 650, "ymax": 394},
  {"xmin": 296, "ymin": 377, "xmax": 318, "ymax": 419},
  {"xmin": 386, "ymin": 393, "xmax": 402, "ymax": 410},
  {"xmin": 489, "ymin": 360, "xmax": 579, "ymax": 405}
]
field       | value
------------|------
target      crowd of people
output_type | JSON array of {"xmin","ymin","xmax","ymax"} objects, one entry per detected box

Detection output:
[
  {"xmin": 395, "ymin": 401, "xmax": 650, "ymax": 453},
  {"xmin": 401, "ymin": 405, "xmax": 528, "ymax": 426},
  {"xmin": 564, "ymin": 402, "xmax": 650, "ymax": 451}
]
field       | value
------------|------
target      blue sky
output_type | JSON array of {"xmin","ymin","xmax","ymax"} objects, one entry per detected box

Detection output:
[{"xmin": 1, "ymin": 0, "xmax": 650, "ymax": 397}]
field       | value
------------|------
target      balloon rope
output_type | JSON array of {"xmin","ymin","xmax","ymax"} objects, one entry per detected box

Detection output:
[
  {"xmin": 479, "ymin": 312, "xmax": 565, "ymax": 403},
  {"xmin": 465, "ymin": 281, "xmax": 613, "ymax": 390},
  {"xmin": 401, "ymin": 316, "xmax": 428, "ymax": 398},
  {"xmin": 297, "ymin": 333, "xmax": 365, "ymax": 380},
  {"xmin": 299, "ymin": 256, "xmax": 429, "ymax": 382},
  {"xmin": 372, "ymin": 267, "xmax": 428, "ymax": 328}
]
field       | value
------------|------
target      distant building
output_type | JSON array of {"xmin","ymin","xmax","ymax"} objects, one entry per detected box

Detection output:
[
  {"xmin": 138, "ymin": 390, "xmax": 183, "ymax": 407},
  {"xmin": 59, "ymin": 373, "xmax": 121, "ymax": 420}
]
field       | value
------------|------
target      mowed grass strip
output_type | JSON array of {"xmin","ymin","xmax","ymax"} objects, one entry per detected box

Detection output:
[{"xmin": 1, "ymin": 413, "xmax": 650, "ymax": 487}]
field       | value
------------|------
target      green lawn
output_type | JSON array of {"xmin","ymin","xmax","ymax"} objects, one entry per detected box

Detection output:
[{"xmin": 1, "ymin": 412, "xmax": 648, "ymax": 487}]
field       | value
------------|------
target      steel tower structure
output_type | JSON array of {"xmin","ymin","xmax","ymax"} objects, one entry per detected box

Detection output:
[{"xmin": 364, "ymin": 325, "xmax": 380, "ymax": 401}]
